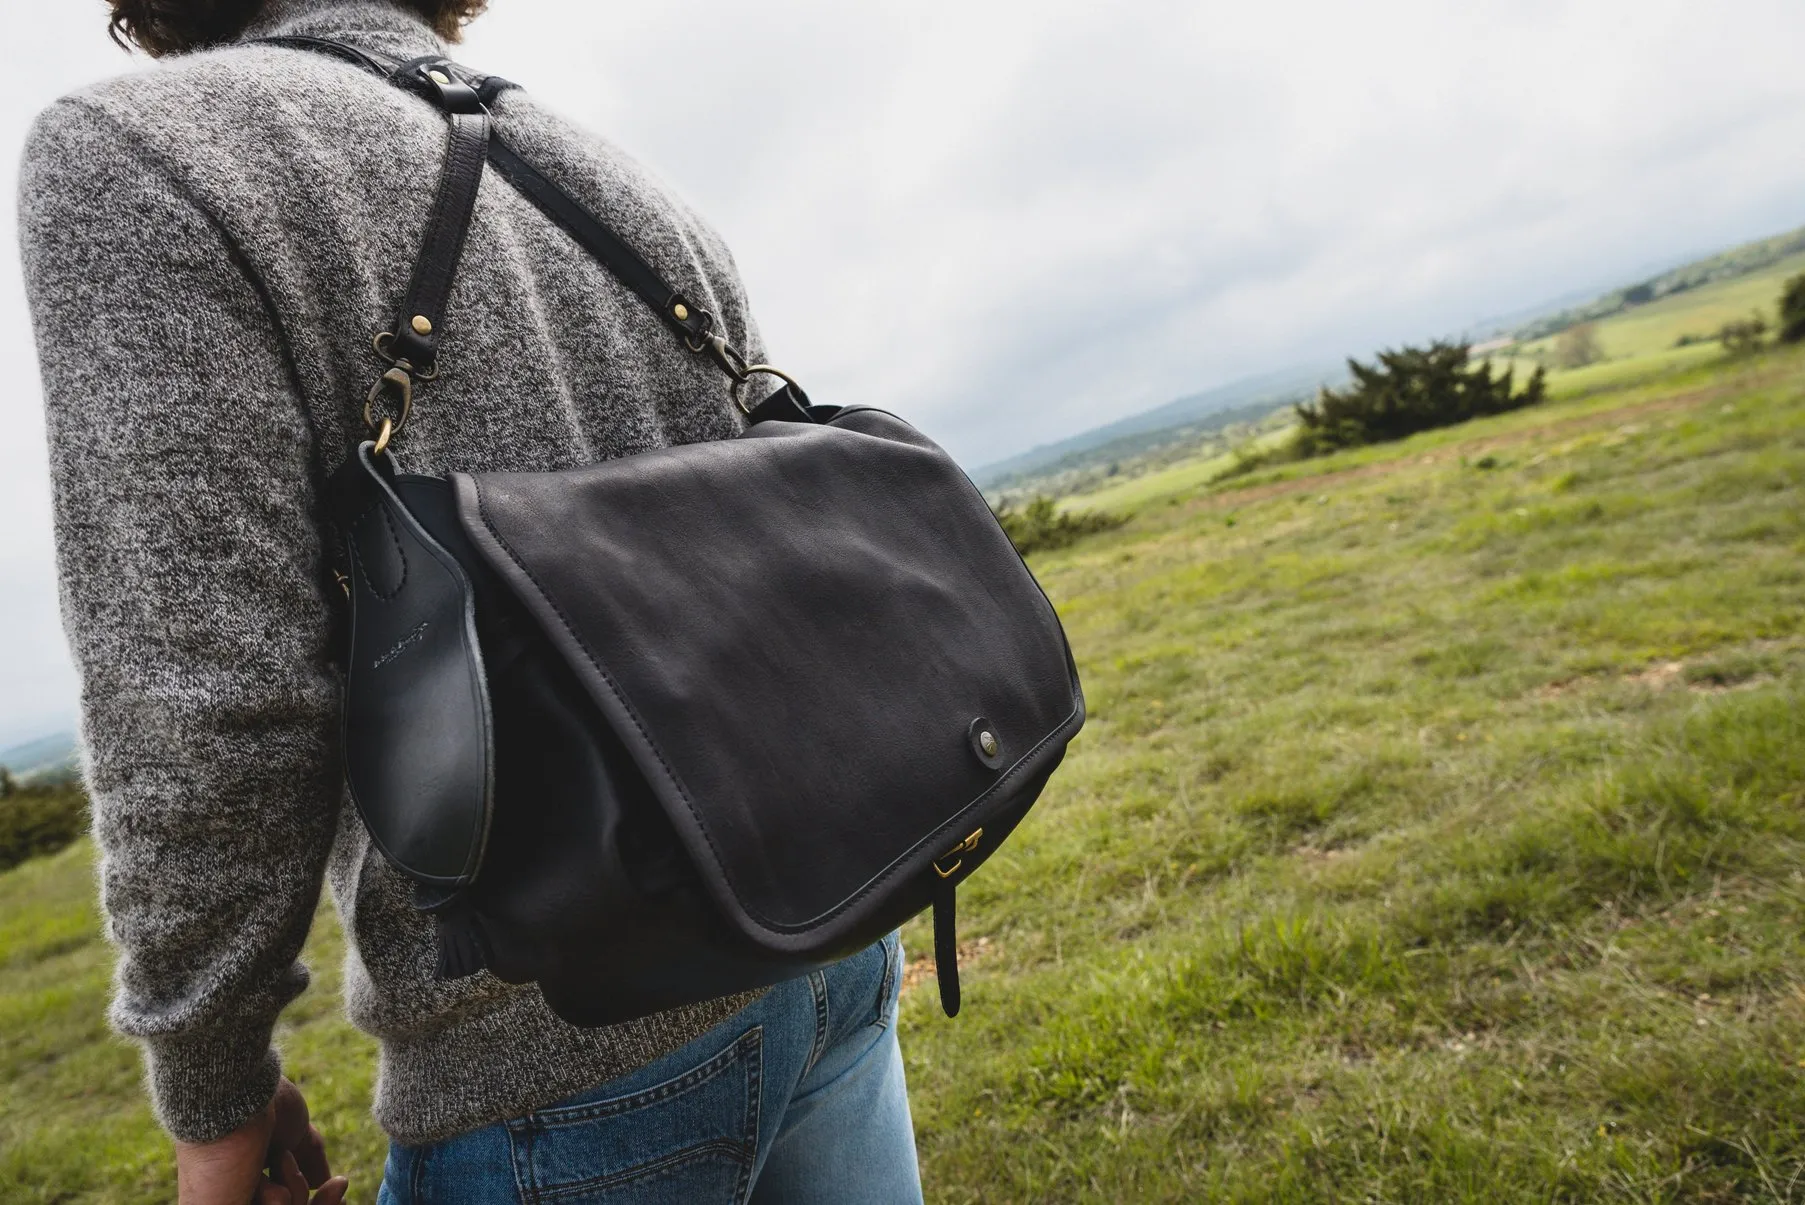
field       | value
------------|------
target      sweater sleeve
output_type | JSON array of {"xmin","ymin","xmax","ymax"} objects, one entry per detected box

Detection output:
[{"xmin": 17, "ymin": 98, "xmax": 341, "ymax": 1144}]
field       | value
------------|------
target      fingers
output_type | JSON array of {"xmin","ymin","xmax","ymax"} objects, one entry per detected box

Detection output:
[
  {"xmin": 269, "ymin": 1080, "xmax": 314, "ymax": 1154},
  {"xmin": 293, "ymin": 1125, "xmax": 331, "ymax": 1189},
  {"xmin": 268, "ymin": 1078, "xmax": 332, "ymax": 1189},
  {"xmin": 277, "ymin": 1151, "xmax": 309, "ymax": 1204},
  {"xmin": 312, "ymin": 1176, "xmax": 351, "ymax": 1205},
  {"xmin": 252, "ymin": 1158, "xmax": 347, "ymax": 1205}
]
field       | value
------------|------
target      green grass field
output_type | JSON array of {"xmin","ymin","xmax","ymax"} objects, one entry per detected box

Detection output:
[
  {"xmin": 1521, "ymin": 251, "xmax": 1805, "ymax": 363},
  {"xmin": 1072, "ymin": 254, "xmax": 1805, "ymax": 519},
  {"xmin": 4, "ymin": 341, "xmax": 1803, "ymax": 1201}
]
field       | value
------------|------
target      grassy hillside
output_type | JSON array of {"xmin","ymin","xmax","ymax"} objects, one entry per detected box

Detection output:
[
  {"xmin": 2, "ymin": 343, "xmax": 1802, "ymax": 1201},
  {"xmin": 983, "ymin": 224, "xmax": 1805, "ymax": 506},
  {"xmin": 903, "ymin": 343, "xmax": 1805, "ymax": 1200},
  {"xmin": 1513, "ymin": 224, "xmax": 1805, "ymax": 343},
  {"xmin": 1514, "ymin": 250, "xmax": 1805, "ymax": 365},
  {"xmin": 1060, "ymin": 253, "xmax": 1805, "ymax": 517}
]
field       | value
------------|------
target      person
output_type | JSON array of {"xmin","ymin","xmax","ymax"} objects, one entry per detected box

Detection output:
[{"xmin": 17, "ymin": 1, "xmax": 924, "ymax": 1201}]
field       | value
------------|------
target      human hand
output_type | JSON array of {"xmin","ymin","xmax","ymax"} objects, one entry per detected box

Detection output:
[{"xmin": 175, "ymin": 1077, "xmax": 348, "ymax": 1205}]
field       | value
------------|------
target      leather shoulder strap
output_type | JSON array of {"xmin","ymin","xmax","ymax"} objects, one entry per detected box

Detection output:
[
  {"xmin": 258, "ymin": 38, "xmax": 718, "ymax": 355},
  {"xmin": 387, "ymin": 84, "xmax": 490, "ymax": 374},
  {"xmin": 261, "ymin": 38, "xmax": 489, "ymax": 378},
  {"xmin": 484, "ymin": 136, "xmax": 712, "ymax": 348},
  {"xmin": 255, "ymin": 36, "xmax": 795, "ymax": 437}
]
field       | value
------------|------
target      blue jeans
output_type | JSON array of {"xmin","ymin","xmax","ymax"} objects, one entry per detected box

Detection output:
[{"xmin": 377, "ymin": 932, "xmax": 922, "ymax": 1203}]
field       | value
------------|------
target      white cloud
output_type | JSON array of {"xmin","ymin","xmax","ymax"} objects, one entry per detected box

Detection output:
[{"xmin": 4, "ymin": 0, "xmax": 1804, "ymax": 738}]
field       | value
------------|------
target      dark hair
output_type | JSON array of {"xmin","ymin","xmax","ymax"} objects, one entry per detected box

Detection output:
[{"xmin": 107, "ymin": 0, "xmax": 489, "ymax": 56}]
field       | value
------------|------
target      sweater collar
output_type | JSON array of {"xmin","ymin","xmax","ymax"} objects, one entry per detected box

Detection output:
[{"xmin": 239, "ymin": 0, "xmax": 445, "ymax": 56}]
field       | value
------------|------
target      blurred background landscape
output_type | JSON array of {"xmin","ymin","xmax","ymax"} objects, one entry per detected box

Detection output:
[{"xmin": 3, "ymin": 1, "xmax": 1804, "ymax": 1201}]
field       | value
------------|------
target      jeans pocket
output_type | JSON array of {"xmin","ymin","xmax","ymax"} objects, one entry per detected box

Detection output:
[
  {"xmin": 870, "ymin": 930, "xmax": 902, "ymax": 1031},
  {"xmin": 504, "ymin": 1027, "xmax": 764, "ymax": 1203}
]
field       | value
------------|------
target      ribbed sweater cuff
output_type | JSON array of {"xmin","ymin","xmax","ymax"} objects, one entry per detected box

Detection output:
[{"xmin": 143, "ymin": 1031, "xmax": 283, "ymax": 1144}]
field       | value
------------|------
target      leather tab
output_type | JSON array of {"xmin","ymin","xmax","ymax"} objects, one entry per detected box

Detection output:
[
  {"xmin": 332, "ymin": 446, "xmax": 495, "ymax": 886},
  {"xmin": 934, "ymin": 881, "xmax": 960, "ymax": 1018},
  {"xmin": 745, "ymin": 383, "xmax": 816, "ymax": 426},
  {"xmin": 422, "ymin": 72, "xmax": 485, "ymax": 114}
]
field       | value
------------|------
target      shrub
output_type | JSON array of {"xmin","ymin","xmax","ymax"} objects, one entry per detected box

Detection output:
[
  {"xmin": 0, "ymin": 779, "xmax": 88, "ymax": 872},
  {"xmin": 992, "ymin": 496, "xmax": 1124, "ymax": 556},
  {"xmin": 1718, "ymin": 311, "xmax": 1767, "ymax": 356},
  {"xmin": 1292, "ymin": 340, "xmax": 1546, "ymax": 456},
  {"xmin": 1779, "ymin": 272, "xmax": 1805, "ymax": 343},
  {"xmin": 1552, "ymin": 322, "xmax": 1603, "ymax": 369}
]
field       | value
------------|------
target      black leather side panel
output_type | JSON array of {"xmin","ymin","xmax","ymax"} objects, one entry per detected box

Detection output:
[
  {"xmin": 333, "ymin": 448, "xmax": 493, "ymax": 885},
  {"xmin": 451, "ymin": 412, "xmax": 1083, "ymax": 950}
]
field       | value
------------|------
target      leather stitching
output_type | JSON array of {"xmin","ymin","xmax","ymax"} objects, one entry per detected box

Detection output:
[
  {"xmin": 351, "ymin": 503, "xmax": 408, "ymax": 601},
  {"xmin": 401, "ymin": 113, "xmax": 488, "ymax": 344}
]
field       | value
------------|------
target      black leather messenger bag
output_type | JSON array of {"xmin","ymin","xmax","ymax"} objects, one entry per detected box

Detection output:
[{"xmin": 267, "ymin": 38, "xmax": 1084, "ymax": 1026}]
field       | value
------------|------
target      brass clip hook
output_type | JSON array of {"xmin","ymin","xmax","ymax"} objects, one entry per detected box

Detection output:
[{"xmin": 364, "ymin": 365, "xmax": 414, "ymax": 451}]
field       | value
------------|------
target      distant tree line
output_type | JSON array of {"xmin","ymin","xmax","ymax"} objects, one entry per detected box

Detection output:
[
  {"xmin": 1515, "ymin": 222, "xmax": 1805, "ymax": 341},
  {"xmin": 0, "ymin": 768, "xmax": 87, "ymax": 872}
]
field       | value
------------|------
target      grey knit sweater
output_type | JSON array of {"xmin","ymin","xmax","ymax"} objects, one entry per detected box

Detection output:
[{"xmin": 18, "ymin": 0, "xmax": 769, "ymax": 1146}]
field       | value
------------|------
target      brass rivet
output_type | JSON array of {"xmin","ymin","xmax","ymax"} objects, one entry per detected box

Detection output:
[
  {"xmin": 410, "ymin": 315, "xmax": 433, "ymax": 336},
  {"xmin": 428, "ymin": 69, "xmax": 451, "ymax": 85},
  {"xmin": 979, "ymin": 731, "xmax": 998, "ymax": 757},
  {"xmin": 673, "ymin": 303, "xmax": 690, "ymax": 321}
]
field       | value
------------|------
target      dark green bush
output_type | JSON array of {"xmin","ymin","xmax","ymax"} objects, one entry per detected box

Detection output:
[
  {"xmin": 1293, "ymin": 340, "xmax": 1546, "ymax": 456},
  {"xmin": 1718, "ymin": 311, "xmax": 1767, "ymax": 355},
  {"xmin": 993, "ymin": 496, "xmax": 1125, "ymax": 556},
  {"xmin": 0, "ymin": 776, "xmax": 88, "ymax": 872},
  {"xmin": 1779, "ymin": 272, "xmax": 1805, "ymax": 344}
]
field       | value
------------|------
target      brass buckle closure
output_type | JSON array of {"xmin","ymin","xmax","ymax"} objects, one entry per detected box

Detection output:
[{"xmin": 932, "ymin": 828, "xmax": 985, "ymax": 880}]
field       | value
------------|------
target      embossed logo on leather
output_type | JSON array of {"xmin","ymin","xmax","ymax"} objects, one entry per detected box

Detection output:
[{"xmin": 373, "ymin": 621, "xmax": 429, "ymax": 670}]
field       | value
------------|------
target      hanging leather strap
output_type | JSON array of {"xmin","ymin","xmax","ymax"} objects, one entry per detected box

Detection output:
[{"xmin": 933, "ymin": 880, "xmax": 961, "ymax": 1018}]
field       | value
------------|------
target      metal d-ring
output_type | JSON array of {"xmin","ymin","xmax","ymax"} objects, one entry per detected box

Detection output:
[
  {"xmin": 730, "ymin": 363, "xmax": 807, "ymax": 416},
  {"xmin": 686, "ymin": 330, "xmax": 807, "ymax": 414}
]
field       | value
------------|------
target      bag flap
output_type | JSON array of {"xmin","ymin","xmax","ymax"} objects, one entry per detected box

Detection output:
[{"xmin": 450, "ymin": 408, "xmax": 1082, "ymax": 949}]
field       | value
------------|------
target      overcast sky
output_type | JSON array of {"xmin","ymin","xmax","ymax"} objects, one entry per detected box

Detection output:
[{"xmin": 4, "ymin": 0, "xmax": 1805, "ymax": 746}]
